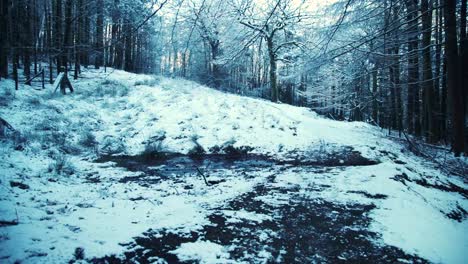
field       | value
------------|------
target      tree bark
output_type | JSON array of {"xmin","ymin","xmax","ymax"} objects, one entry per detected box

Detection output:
[
  {"xmin": 372, "ymin": 67, "xmax": 379, "ymax": 123},
  {"xmin": 421, "ymin": 0, "xmax": 436, "ymax": 142},
  {"xmin": 23, "ymin": 0, "xmax": 32, "ymax": 80},
  {"xmin": 434, "ymin": 0, "xmax": 443, "ymax": 142},
  {"xmin": 95, "ymin": 0, "xmax": 104, "ymax": 69},
  {"xmin": 63, "ymin": 0, "xmax": 73, "ymax": 73},
  {"xmin": 110, "ymin": 0, "xmax": 120, "ymax": 68},
  {"xmin": 267, "ymin": 37, "xmax": 278, "ymax": 102},
  {"xmin": 210, "ymin": 40, "xmax": 221, "ymax": 87},
  {"xmin": 54, "ymin": 0, "xmax": 63, "ymax": 73},
  {"xmin": 444, "ymin": 0, "xmax": 465, "ymax": 156},
  {"xmin": 124, "ymin": 20, "xmax": 133, "ymax": 72},
  {"xmin": 0, "ymin": 0, "xmax": 8, "ymax": 79},
  {"xmin": 460, "ymin": 0, "xmax": 468, "ymax": 153},
  {"xmin": 406, "ymin": 0, "xmax": 421, "ymax": 136},
  {"xmin": 82, "ymin": 3, "xmax": 90, "ymax": 68},
  {"xmin": 74, "ymin": 0, "xmax": 82, "ymax": 79}
]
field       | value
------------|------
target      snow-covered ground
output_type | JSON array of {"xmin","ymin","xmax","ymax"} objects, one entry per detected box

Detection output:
[{"xmin": 0, "ymin": 68, "xmax": 467, "ymax": 263}]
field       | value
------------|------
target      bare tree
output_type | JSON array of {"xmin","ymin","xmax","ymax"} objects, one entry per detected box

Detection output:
[{"xmin": 238, "ymin": 0, "xmax": 306, "ymax": 102}]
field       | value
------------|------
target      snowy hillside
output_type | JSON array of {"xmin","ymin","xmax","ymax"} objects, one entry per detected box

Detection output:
[{"xmin": 0, "ymin": 69, "xmax": 467, "ymax": 263}]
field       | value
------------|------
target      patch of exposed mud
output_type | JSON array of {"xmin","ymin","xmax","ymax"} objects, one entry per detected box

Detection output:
[
  {"xmin": 282, "ymin": 146, "xmax": 379, "ymax": 167},
  {"xmin": 92, "ymin": 173, "xmax": 427, "ymax": 263},
  {"xmin": 95, "ymin": 146, "xmax": 379, "ymax": 186}
]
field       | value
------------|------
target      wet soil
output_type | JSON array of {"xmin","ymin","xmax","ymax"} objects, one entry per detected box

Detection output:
[{"xmin": 91, "ymin": 151, "xmax": 429, "ymax": 263}]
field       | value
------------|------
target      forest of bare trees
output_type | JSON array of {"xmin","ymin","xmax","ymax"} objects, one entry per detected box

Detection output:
[
  {"xmin": 0, "ymin": 0, "xmax": 167, "ymax": 83},
  {"xmin": 0, "ymin": 0, "xmax": 466, "ymax": 156}
]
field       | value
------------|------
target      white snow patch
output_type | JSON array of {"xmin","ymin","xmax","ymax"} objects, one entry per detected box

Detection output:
[
  {"xmin": 170, "ymin": 240, "xmax": 232, "ymax": 264},
  {"xmin": 222, "ymin": 209, "xmax": 273, "ymax": 224}
]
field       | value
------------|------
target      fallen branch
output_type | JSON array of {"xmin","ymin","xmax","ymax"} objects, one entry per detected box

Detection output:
[
  {"xmin": 25, "ymin": 69, "xmax": 45, "ymax": 89},
  {"xmin": 0, "ymin": 117, "xmax": 15, "ymax": 132},
  {"xmin": 196, "ymin": 167, "xmax": 211, "ymax": 186},
  {"xmin": 170, "ymin": 186, "xmax": 180, "ymax": 195},
  {"xmin": 403, "ymin": 131, "xmax": 427, "ymax": 158},
  {"xmin": 387, "ymin": 134, "xmax": 449, "ymax": 152},
  {"xmin": 0, "ymin": 220, "xmax": 18, "ymax": 226},
  {"xmin": 402, "ymin": 131, "xmax": 466, "ymax": 177},
  {"xmin": 0, "ymin": 209, "xmax": 19, "ymax": 227}
]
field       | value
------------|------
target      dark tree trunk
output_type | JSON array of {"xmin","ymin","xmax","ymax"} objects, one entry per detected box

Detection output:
[
  {"xmin": 444, "ymin": 0, "xmax": 465, "ymax": 156},
  {"xmin": 266, "ymin": 37, "xmax": 278, "ymax": 102},
  {"xmin": 95, "ymin": 0, "xmax": 104, "ymax": 69},
  {"xmin": 63, "ymin": 0, "xmax": 73, "ymax": 73},
  {"xmin": 394, "ymin": 49, "xmax": 402, "ymax": 137},
  {"xmin": 74, "ymin": 0, "xmax": 83, "ymax": 79},
  {"xmin": 460, "ymin": 0, "xmax": 468, "ymax": 153},
  {"xmin": 32, "ymin": 0, "xmax": 37, "ymax": 75},
  {"xmin": 0, "ymin": 0, "xmax": 8, "ymax": 79},
  {"xmin": 45, "ymin": 0, "xmax": 53, "ymax": 83},
  {"xmin": 110, "ymin": 0, "xmax": 120, "ymax": 68},
  {"xmin": 406, "ymin": 0, "xmax": 421, "ymax": 136},
  {"xmin": 82, "ymin": 9, "xmax": 90, "ymax": 67},
  {"xmin": 124, "ymin": 21, "xmax": 133, "ymax": 72},
  {"xmin": 23, "ymin": 0, "xmax": 32, "ymax": 80},
  {"xmin": 434, "ymin": 0, "xmax": 443, "ymax": 142},
  {"xmin": 441, "ymin": 56, "xmax": 448, "ymax": 143},
  {"xmin": 13, "ymin": 51, "xmax": 18, "ymax": 90},
  {"xmin": 54, "ymin": 0, "xmax": 63, "ymax": 73},
  {"xmin": 421, "ymin": 0, "xmax": 436, "ymax": 142},
  {"xmin": 210, "ymin": 40, "xmax": 221, "ymax": 87},
  {"xmin": 114, "ymin": 23, "xmax": 123, "ymax": 69},
  {"xmin": 372, "ymin": 67, "xmax": 378, "ymax": 123},
  {"xmin": 391, "ymin": 3, "xmax": 402, "ymax": 136}
]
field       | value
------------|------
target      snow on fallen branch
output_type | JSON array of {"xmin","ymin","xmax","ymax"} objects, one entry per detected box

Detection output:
[
  {"xmin": 0, "ymin": 117, "xmax": 15, "ymax": 132},
  {"xmin": 402, "ymin": 131, "xmax": 467, "ymax": 177},
  {"xmin": 0, "ymin": 209, "xmax": 19, "ymax": 227}
]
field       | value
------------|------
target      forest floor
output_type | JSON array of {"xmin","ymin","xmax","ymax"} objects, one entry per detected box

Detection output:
[{"xmin": 0, "ymin": 68, "xmax": 467, "ymax": 263}]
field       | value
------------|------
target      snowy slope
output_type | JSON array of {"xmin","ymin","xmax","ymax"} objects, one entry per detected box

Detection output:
[
  {"xmin": 78, "ymin": 69, "xmax": 383, "ymax": 158},
  {"xmin": 0, "ymin": 68, "xmax": 467, "ymax": 263}
]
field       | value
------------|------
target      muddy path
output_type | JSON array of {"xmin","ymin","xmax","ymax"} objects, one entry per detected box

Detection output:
[{"xmin": 92, "ymin": 152, "xmax": 428, "ymax": 263}]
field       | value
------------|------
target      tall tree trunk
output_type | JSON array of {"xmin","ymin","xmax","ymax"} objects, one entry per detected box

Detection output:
[
  {"xmin": 391, "ymin": 3, "xmax": 402, "ymax": 136},
  {"xmin": 372, "ymin": 66, "xmax": 378, "ymax": 123},
  {"xmin": 406, "ymin": 0, "xmax": 421, "ymax": 136},
  {"xmin": 124, "ymin": 20, "xmax": 133, "ymax": 72},
  {"xmin": 12, "ymin": 1, "xmax": 19, "ymax": 90},
  {"xmin": 95, "ymin": 0, "xmax": 104, "ymax": 69},
  {"xmin": 444, "ymin": 0, "xmax": 465, "ymax": 156},
  {"xmin": 441, "ymin": 56, "xmax": 448, "ymax": 143},
  {"xmin": 74, "ymin": 0, "xmax": 83, "ymax": 79},
  {"xmin": 0, "ymin": 0, "xmax": 9, "ymax": 79},
  {"xmin": 394, "ymin": 49, "xmax": 402, "ymax": 137},
  {"xmin": 110, "ymin": 0, "xmax": 120, "ymax": 68},
  {"xmin": 210, "ymin": 40, "xmax": 221, "ymax": 87},
  {"xmin": 116, "ymin": 25, "xmax": 123, "ymax": 69},
  {"xmin": 266, "ymin": 37, "xmax": 278, "ymax": 102},
  {"xmin": 33, "ymin": 0, "xmax": 37, "ymax": 75},
  {"xmin": 45, "ymin": 0, "xmax": 53, "ymax": 83},
  {"xmin": 460, "ymin": 0, "xmax": 468, "ymax": 153},
  {"xmin": 54, "ymin": 0, "xmax": 63, "ymax": 73},
  {"xmin": 23, "ymin": 0, "xmax": 32, "ymax": 80},
  {"xmin": 434, "ymin": 0, "xmax": 443, "ymax": 142},
  {"xmin": 421, "ymin": 0, "xmax": 436, "ymax": 142},
  {"xmin": 63, "ymin": 0, "xmax": 73, "ymax": 73},
  {"xmin": 82, "ymin": 5, "xmax": 90, "ymax": 68},
  {"xmin": 13, "ymin": 49, "xmax": 18, "ymax": 90}
]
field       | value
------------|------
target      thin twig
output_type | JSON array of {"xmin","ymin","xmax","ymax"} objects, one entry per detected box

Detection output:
[{"xmin": 196, "ymin": 167, "xmax": 211, "ymax": 186}]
